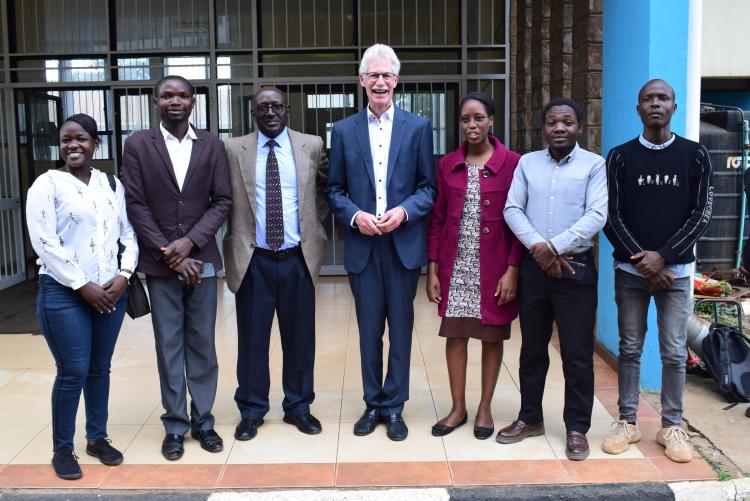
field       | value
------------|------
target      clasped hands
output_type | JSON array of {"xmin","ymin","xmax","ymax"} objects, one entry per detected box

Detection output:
[
  {"xmin": 529, "ymin": 242, "xmax": 576, "ymax": 279},
  {"xmin": 161, "ymin": 237, "xmax": 203, "ymax": 285},
  {"xmin": 530, "ymin": 244, "xmax": 673, "ymax": 289},
  {"xmin": 79, "ymin": 276, "xmax": 128, "ymax": 314},
  {"xmin": 355, "ymin": 207, "xmax": 406, "ymax": 236},
  {"xmin": 630, "ymin": 250, "xmax": 674, "ymax": 290}
]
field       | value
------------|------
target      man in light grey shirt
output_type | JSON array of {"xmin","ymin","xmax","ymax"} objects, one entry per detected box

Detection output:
[{"xmin": 498, "ymin": 97, "xmax": 607, "ymax": 461}]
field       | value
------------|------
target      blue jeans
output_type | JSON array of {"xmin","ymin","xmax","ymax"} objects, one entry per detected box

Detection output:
[
  {"xmin": 614, "ymin": 270, "xmax": 691, "ymax": 427},
  {"xmin": 36, "ymin": 275, "xmax": 126, "ymax": 452}
]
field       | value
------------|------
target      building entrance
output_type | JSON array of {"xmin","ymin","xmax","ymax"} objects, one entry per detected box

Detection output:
[{"xmin": 0, "ymin": 0, "xmax": 507, "ymax": 287}]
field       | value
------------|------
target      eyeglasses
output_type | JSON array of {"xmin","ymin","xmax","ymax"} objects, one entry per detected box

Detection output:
[
  {"xmin": 459, "ymin": 114, "xmax": 489, "ymax": 124},
  {"xmin": 363, "ymin": 72, "xmax": 397, "ymax": 83},
  {"xmin": 253, "ymin": 103, "xmax": 286, "ymax": 114}
]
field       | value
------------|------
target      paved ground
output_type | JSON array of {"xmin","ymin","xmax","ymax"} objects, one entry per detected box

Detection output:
[
  {"xmin": 683, "ymin": 374, "xmax": 750, "ymax": 474},
  {"xmin": 0, "ymin": 277, "xmax": 727, "ymax": 496}
]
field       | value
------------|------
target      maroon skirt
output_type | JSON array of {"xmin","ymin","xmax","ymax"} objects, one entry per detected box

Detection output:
[{"xmin": 438, "ymin": 317, "xmax": 511, "ymax": 343}]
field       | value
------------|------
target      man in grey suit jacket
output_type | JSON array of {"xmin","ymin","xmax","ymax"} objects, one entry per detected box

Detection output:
[{"xmin": 223, "ymin": 86, "xmax": 329, "ymax": 441}]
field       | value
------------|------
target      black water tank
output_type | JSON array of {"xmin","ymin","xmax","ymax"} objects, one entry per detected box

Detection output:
[{"xmin": 696, "ymin": 109, "xmax": 748, "ymax": 272}]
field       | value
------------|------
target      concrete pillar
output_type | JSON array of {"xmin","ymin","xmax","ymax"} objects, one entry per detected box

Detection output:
[{"xmin": 598, "ymin": 0, "xmax": 699, "ymax": 389}]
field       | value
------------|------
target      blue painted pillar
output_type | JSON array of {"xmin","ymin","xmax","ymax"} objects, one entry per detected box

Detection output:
[{"xmin": 598, "ymin": 0, "xmax": 691, "ymax": 390}]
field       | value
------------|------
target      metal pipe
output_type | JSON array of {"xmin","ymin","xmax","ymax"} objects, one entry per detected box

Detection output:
[{"xmin": 686, "ymin": 314, "xmax": 711, "ymax": 356}]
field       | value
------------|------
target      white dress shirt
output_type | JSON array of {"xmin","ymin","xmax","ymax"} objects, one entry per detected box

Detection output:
[
  {"xmin": 26, "ymin": 169, "xmax": 138, "ymax": 290},
  {"xmin": 368, "ymin": 104, "xmax": 393, "ymax": 219},
  {"xmin": 160, "ymin": 122, "xmax": 197, "ymax": 191},
  {"xmin": 255, "ymin": 128, "xmax": 301, "ymax": 250}
]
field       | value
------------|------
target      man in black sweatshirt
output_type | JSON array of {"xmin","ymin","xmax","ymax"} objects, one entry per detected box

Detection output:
[{"xmin": 602, "ymin": 79, "xmax": 713, "ymax": 463}]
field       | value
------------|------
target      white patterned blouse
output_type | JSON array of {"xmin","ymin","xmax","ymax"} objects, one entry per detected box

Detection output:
[{"xmin": 26, "ymin": 168, "xmax": 138, "ymax": 290}]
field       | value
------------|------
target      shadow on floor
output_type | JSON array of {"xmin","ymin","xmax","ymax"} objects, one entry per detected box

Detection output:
[{"xmin": 0, "ymin": 279, "xmax": 39, "ymax": 334}]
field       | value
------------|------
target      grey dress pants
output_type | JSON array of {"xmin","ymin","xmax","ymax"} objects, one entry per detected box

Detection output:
[{"xmin": 146, "ymin": 274, "xmax": 218, "ymax": 435}]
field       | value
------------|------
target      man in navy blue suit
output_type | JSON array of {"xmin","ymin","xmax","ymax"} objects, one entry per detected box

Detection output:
[{"xmin": 326, "ymin": 44, "xmax": 436, "ymax": 441}]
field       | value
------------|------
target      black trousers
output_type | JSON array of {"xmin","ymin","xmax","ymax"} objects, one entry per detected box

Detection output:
[
  {"xmin": 517, "ymin": 252, "xmax": 597, "ymax": 434},
  {"xmin": 234, "ymin": 251, "xmax": 316, "ymax": 420}
]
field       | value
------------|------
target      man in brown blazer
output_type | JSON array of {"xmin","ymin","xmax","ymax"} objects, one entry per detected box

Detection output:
[
  {"xmin": 123, "ymin": 75, "xmax": 232, "ymax": 460},
  {"xmin": 223, "ymin": 86, "xmax": 328, "ymax": 440}
]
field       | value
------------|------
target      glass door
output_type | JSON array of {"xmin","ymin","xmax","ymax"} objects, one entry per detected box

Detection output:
[
  {"xmin": 0, "ymin": 89, "xmax": 25, "ymax": 288},
  {"xmin": 17, "ymin": 91, "xmax": 64, "ymax": 279},
  {"xmin": 23, "ymin": 92, "xmax": 63, "ymax": 183}
]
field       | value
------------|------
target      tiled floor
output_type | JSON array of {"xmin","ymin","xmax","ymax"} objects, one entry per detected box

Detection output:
[{"xmin": 0, "ymin": 277, "xmax": 716, "ymax": 489}]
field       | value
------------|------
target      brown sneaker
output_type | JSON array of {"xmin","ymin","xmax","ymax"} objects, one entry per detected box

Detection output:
[
  {"xmin": 602, "ymin": 420, "xmax": 642, "ymax": 455},
  {"xmin": 656, "ymin": 426, "xmax": 692, "ymax": 463},
  {"xmin": 566, "ymin": 431, "xmax": 590, "ymax": 460},
  {"xmin": 496, "ymin": 420, "xmax": 545, "ymax": 444}
]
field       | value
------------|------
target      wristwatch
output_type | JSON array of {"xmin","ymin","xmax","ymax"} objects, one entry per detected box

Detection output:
[{"xmin": 118, "ymin": 269, "xmax": 133, "ymax": 282}]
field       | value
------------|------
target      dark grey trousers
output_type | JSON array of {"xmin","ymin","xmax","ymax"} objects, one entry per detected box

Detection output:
[{"xmin": 146, "ymin": 274, "xmax": 218, "ymax": 435}]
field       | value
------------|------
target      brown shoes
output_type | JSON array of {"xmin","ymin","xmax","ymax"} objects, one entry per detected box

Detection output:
[
  {"xmin": 497, "ymin": 420, "xmax": 589, "ymax": 461},
  {"xmin": 496, "ymin": 420, "xmax": 545, "ymax": 444},
  {"xmin": 566, "ymin": 431, "xmax": 590, "ymax": 460}
]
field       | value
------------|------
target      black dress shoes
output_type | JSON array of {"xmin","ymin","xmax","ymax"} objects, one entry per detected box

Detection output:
[
  {"xmin": 235, "ymin": 418, "xmax": 264, "ymax": 441},
  {"xmin": 283, "ymin": 413, "xmax": 323, "ymax": 435},
  {"xmin": 161, "ymin": 434, "xmax": 184, "ymax": 461},
  {"xmin": 190, "ymin": 428, "xmax": 224, "ymax": 453},
  {"xmin": 431, "ymin": 413, "xmax": 468, "ymax": 437},
  {"xmin": 385, "ymin": 413, "xmax": 408, "ymax": 441},
  {"xmin": 353, "ymin": 407, "xmax": 383, "ymax": 436}
]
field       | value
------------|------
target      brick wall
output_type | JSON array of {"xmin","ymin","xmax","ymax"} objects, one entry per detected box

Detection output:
[{"xmin": 509, "ymin": 0, "xmax": 602, "ymax": 154}]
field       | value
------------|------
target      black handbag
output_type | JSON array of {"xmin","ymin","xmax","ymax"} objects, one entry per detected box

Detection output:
[
  {"xmin": 124, "ymin": 272, "xmax": 151, "ymax": 319},
  {"xmin": 107, "ymin": 173, "xmax": 151, "ymax": 319}
]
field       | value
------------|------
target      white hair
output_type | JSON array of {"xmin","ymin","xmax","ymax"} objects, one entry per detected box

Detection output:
[{"xmin": 359, "ymin": 44, "xmax": 401, "ymax": 75}]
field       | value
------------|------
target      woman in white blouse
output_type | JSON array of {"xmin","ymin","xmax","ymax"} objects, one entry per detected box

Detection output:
[{"xmin": 26, "ymin": 113, "xmax": 138, "ymax": 480}]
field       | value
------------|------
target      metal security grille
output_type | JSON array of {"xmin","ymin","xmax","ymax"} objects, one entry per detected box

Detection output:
[
  {"xmin": 0, "ymin": 0, "xmax": 508, "ymax": 281},
  {"xmin": 0, "ymin": 89, "xmax": 24, "ymax": 289}
]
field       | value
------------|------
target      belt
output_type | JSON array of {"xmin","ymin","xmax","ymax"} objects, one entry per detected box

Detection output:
[
  {"xmin": 567, "ymin": 249, "xmax": 593, "ymax": 261},
  {"xmin": 254, "ymin": 245, "xmax": 301, "ymax": 261}
]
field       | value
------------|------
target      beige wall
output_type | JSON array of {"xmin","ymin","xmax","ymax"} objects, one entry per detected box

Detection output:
[{"xmin": 702, "ymin": 0, "xmax": 750, "ymax": 77}]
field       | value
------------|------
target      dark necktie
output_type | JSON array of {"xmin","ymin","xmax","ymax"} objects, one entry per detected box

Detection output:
[{"xmin": 265, "ymin": 139, "xmax": 284, "ymax": 251}]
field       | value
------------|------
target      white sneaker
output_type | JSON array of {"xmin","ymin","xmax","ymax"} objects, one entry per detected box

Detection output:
[
  {"xmin": 656, "ymin": 426, "xmax": 692, "ymax": 463},
  {"xmin": 602, "ymin": 420, "xmax": 641, "ymax": 455}
]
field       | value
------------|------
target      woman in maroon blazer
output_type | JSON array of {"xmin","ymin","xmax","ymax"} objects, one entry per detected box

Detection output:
[{"xmin": 426, "ymin": 92, "xmax": 523, "ymax": 440}]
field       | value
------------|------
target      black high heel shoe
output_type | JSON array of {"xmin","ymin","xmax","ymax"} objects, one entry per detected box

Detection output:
[{"xmin": 431, "ymin": 413, "xmax": 468, "ymax": 436}]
